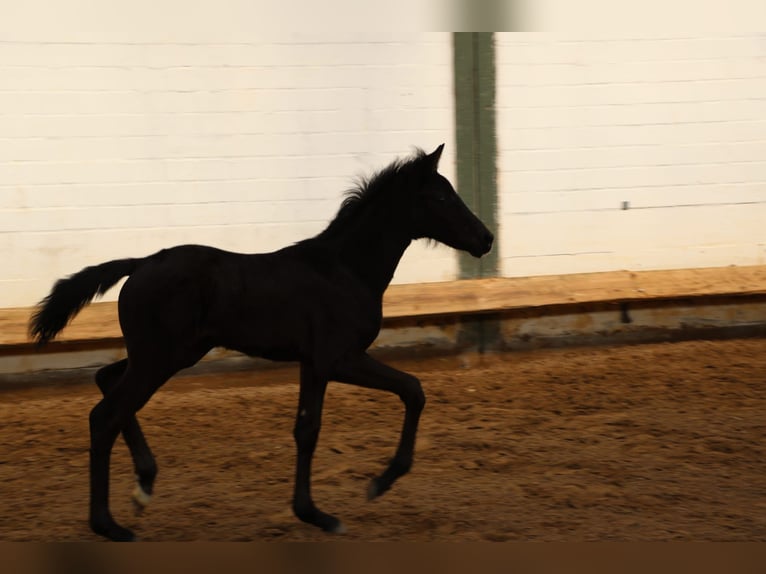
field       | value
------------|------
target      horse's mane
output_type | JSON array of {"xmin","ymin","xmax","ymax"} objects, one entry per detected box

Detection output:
[{"xmin": 319, "ymin": 148, "xmax": 428, "ymax": 239}]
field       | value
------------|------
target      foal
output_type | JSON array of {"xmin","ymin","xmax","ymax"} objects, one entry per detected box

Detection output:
[{"xmin": 30, "ymin": 145, "xmax": 493, "ymax": 541}]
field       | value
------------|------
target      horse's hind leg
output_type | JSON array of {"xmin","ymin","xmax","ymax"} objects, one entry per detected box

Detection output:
[
  {"xmin": 89, "ymin": 364, "xmax": 164, "ymax": 542},
  {"xmin": 95, "ymin": 359, "xmax": 157, "ymax": 511}
]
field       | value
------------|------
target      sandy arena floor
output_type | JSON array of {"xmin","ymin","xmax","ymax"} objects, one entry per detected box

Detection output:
[{"xmin": 1, "ymin": 338, "xmax": 764, "ymax": 541}]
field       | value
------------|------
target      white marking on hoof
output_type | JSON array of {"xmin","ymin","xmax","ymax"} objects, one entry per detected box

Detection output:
[
  {"xmin": 331, "ymin": 522, "xmax": 347, "ymax": 535},
  {"xmin": 132, "ymin": 484, "xmax": 152, "ymax": 508}
]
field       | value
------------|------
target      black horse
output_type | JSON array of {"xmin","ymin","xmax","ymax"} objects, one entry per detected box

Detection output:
[{"xmin": 30, "ymin": 144, "xmax": 494, "ymax": 541}]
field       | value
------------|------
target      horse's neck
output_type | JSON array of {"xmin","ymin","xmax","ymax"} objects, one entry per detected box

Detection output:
[{"xmin": 337, "ymin": 221, "xmax": 411, "ymax": 296}]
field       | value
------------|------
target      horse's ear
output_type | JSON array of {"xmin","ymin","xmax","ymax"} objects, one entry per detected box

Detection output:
[{"xmin": 426, "ymin": 144, "xmax": 445, "ymax": 171}]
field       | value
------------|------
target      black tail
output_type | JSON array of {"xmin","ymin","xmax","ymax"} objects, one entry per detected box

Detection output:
[{"xmin": 29, "ymin": 258, "xmax": 140, "ymax": 345}]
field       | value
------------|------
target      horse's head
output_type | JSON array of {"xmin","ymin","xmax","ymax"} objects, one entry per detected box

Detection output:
[{"xmin": 409, "ymin": 144, "xmax": 494, "ymax": 258}]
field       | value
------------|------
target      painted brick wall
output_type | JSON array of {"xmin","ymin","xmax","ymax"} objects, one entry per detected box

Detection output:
[
  {"xmin": 496, "ymin": 33, "xmax": 766, "ymax": 277},
  {"xmin": 1, "ymin": 26, "xmax": 456, "ymax": 307}
]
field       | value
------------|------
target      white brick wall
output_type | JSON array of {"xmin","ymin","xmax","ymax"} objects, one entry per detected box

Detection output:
[
  {"xmin": 10, "ymin": 10, "xmax": 766, "ymax": 311},
  {"xmin": 496, "ymin": 32, "xmax": 766, "ymax": 277},
  {"xmin": 0, "ymin": 25, "xmax": 457, "ymax": 306}
]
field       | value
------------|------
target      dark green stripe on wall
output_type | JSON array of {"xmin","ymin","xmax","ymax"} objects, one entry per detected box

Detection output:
[
  {"xmin": 453, "ymin": 32, "xmax": 500, "ymax": 351},
  {"xmin": 453, "ymin": 32, "xmax": 498, "ymax": 280}
]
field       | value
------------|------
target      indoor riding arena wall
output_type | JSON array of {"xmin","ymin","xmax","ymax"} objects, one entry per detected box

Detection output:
[
  {"xmin": 495, "ymin": 32, "xmax": 766, "ymax": 277},
  {"xmin": 1, "ymin": 28, "xmax": 458, "ymax": 310}
]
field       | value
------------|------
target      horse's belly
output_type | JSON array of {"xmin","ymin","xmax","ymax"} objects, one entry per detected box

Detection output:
[{"xmin": 236, "ymin": 344, "xmax": 301, "ymax": 362}]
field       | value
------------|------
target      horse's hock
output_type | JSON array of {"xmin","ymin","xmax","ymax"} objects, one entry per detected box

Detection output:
[{"xmin": 2, "ymin": 265, "xmax": 766, "ymax": 374}]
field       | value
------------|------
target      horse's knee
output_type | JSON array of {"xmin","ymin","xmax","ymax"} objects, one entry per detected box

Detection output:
[
  {"xmin": 294, "ymin": 427, "xmax": 320, "ymax": 448},
  {"xmin": 401, "ymin": 377, "xmax": 426, "ymax": 412},
  {"xmin": 293, "ymin": 414, "xmax": 320, "ymax": 447}
]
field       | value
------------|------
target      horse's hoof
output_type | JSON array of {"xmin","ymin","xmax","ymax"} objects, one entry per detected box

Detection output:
[
  {"xmin": 367, "ymin": 477, "xmax": 389, "ymax": 500},
  {"xmin": 367, "ymin": 478, "xmax": 379, "ymax": 500},
  {"xmin": 132, "ymin": 484, "xmax": 152, "ymax": 514},
  {"xmin": 328, "ymin": 521, "xmax": 347, "ymax": 534},
  {"xmin": 317, "ymin": 514, "xmax": 346, "ymax": 534},
  {"xmin": 295, "ymin": 504, "xmax": 345, "ymax": 534},
  {"xmin": 91, "ymin": 520, "xmax": 136, "ymax": 542},
  {"xmin": 111, "ymin": 528, "xmax": 137, "ymax": 542}
]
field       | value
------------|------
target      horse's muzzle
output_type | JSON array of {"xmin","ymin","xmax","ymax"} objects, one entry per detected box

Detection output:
[{"xmin": 470, "ymin": 229, "xmax": 494, "ymax": 258}]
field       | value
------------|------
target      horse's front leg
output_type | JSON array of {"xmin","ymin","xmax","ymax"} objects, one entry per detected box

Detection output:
[
  {"xmin": 292, "ymin": 362, "xmax": 345, "ymax": 533},
  {"xmin": 333, "ymin": 353, "xmax": 426, "ymax": 500}
]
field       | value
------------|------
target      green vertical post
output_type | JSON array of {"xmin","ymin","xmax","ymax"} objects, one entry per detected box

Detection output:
[
  {"xmin": 453, "ymin": 32, "xmax": 499, "ymax": 350},
  {"xmin": 453, "ymin": 32, "xmax": 498, "ymax": 280}
]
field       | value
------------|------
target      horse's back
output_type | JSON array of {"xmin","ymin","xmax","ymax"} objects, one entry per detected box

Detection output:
[
  {"xmin": 115, "ymin": 242, "xmax": 379, "ymax": 363},
  {"xmin": 207, "ymin": 244, "xmax": 381, "ymax": 360}
]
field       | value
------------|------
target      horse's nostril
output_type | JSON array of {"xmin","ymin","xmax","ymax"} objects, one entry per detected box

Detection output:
[{"xmin": 484, "ymin": 231, "xmax": 494, "ymax": 248}]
